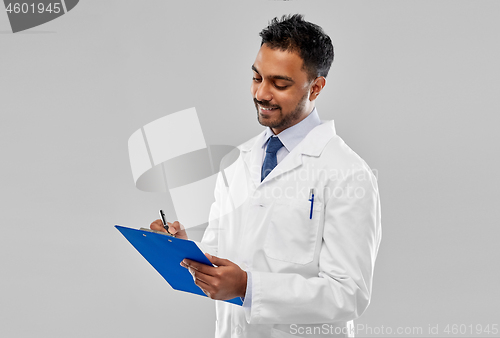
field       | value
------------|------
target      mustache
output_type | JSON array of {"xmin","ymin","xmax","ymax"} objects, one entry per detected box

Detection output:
[{"xmin": 254, "ymin": 98, "xmax": 280, "ymax": 109}]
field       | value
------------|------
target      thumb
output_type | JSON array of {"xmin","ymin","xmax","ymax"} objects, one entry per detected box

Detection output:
[{"xmin": 206, "ymin": 254, "xmax": 228, "ymax": 267}]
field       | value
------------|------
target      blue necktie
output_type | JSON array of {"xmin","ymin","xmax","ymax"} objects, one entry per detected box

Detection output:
[{"xmin": 261, "ymin": 137, "xmax": 283, "ymax": 182}]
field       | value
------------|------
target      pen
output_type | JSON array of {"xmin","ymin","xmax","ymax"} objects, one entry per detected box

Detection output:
[
  {"xmin": 159, "ymin": 209, "xmax": 172, "ymax": 235},
  {"xmin": 309, "ymin": 189, "xmax": 314, "ymax": 219}
]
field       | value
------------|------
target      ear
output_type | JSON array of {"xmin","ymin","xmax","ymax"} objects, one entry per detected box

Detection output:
[{"xmin": 309, "ymin": 76, "xmax": 327, "ymax": 101}]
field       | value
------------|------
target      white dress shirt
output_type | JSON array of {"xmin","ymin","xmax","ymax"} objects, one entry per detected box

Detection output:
[{"xmin": 242, "ymin": 107, "xmax": 322, "ymax": 309}]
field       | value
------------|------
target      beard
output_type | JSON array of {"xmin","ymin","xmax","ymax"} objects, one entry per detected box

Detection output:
[{"xmin": 254, "ymin": 91, "xmax": 308, "ymax": 132}]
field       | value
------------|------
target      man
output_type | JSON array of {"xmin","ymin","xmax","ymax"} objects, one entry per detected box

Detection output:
[{"xmin": 151, "ymin": 14, "xmax": 381, "ymax": 338}]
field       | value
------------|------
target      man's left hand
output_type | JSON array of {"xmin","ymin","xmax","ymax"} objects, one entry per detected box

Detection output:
[{"xmin": 181, "ymin": 254, "xmax": 247, "ymax": 300}]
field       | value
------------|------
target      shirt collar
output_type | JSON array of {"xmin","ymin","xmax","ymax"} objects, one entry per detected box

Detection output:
[{"xmin": 261, "ymin": 107, "xmax": 321, "ymax": 152}]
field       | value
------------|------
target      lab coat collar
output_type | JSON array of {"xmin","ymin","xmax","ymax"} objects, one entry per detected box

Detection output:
[
  {"xmin": 296, "ymin": 120, "xmax": 337, "ymax": 156},
  {"xmin": 261, "ymin": 107, "xmax": 322, "ymax": 153},
  {"xmin": 239, "ymin": 120, "xmax": 337, "ymax": 187}
]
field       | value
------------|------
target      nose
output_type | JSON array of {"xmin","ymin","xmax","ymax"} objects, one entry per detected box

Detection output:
[{"xmin": 254, "ymin": 80, "xmax": 273, "ymax": 102}]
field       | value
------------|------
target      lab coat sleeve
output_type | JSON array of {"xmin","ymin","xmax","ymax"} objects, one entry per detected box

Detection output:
[{"xmin": 246, "ymin": 168, "xmax": 381, "ymax": 325}]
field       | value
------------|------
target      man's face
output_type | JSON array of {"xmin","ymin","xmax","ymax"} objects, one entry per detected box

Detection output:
[{"xmin": 251, "ymin": 44, "xmax": 314, "ymax": 135}]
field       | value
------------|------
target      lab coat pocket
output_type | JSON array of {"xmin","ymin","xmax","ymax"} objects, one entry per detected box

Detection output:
[{"xmin": 264, "ymin": 199, "xmax": 321, "ymax": 265}]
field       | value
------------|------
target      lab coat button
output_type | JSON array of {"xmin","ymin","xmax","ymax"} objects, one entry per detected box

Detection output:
[
  {"xmin": 259, "ymin": 204, "xmax": 264, "ymax": 207},
  {"xmin": 235, "ymin": 325, "xmax": 243, "ymax": 335}
]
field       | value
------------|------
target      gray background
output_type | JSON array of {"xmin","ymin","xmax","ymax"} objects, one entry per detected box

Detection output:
[{"xmin": 1, "ymin": 1, "xmax": 499, "ymax": 337}]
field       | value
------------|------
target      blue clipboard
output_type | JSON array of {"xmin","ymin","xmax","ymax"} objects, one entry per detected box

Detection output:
[{"xmin": 115, "ymin": 225, "xmax": 242, "ymax": 306}]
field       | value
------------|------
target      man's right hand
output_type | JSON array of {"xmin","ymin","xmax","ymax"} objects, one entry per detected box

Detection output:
[{"xmin": 150, "ymin": 219, "xmax": 188, "ymax": 240}]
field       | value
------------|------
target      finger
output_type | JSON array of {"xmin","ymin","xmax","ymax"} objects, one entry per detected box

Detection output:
[
  {"xmin": 189, "ymin": 267, "xmax": 217, "ymax": 288},
  {"xmin": 166, "ymin": 221, "xmax": 182, "ymax": 235},
  {"xmin": 192, "ymin": 273, "xmax": 223, "ymax": 300},
  {"xmin": 165, "ymin": 221, "xmax": 176, "ymax": 234},
  {"xmin": 193, "ymin": 277, "xmax": 214, "ymax": 298},
  {"xmin": 150, "ymin": 219, "xmax": 168, "ymax": 233},
  {"xmin": 168, "ymin": 221, "xmax": 184, "ymax": 234},
  {"xmin": 165, "ymin": 221, "xmax": 188, "ymax": 239},
  {"xmin": 182, "ymin": 259, "xmax": 218, "ymax": 277},
  {"xmin": 207, "ymin": 255, "xmax": 231, "ymax": 267},
  {"xmin": 201, "ymin": 288, "xmax": 212, "ymax": 298}
]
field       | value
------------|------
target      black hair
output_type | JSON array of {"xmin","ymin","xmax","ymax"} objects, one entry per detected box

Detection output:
[{"xmin": 259, "ymin": 14, "xmax": 334, "ymax": 81}]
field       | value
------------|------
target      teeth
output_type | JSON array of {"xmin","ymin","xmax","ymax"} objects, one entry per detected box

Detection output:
[{"xmin": 260, "ymin": 106, "xmax": 275, "ymax": 111}]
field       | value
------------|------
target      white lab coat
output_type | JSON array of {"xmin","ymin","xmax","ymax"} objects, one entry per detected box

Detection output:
[{"xmin": 201, "ymin": 120, "xmax": 381, "ymax": 338}]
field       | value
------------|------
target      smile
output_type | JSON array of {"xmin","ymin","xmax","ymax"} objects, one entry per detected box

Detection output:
[{"xmin": 258, "ymin": 105, "xmax": 279, "ymax": 112}]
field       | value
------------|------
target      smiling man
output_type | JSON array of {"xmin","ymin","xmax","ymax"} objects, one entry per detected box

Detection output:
[
  {"xmin": 251, "ymin": 34, "xmax": 326, "ymax": 135},
  {"xmin": 151, "ymin": 14, "xmax": 381, "ymax": 338}
]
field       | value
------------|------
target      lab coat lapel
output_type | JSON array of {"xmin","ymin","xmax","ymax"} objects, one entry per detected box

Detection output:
[
  {"xmin": 261, "ymin": 146, "xmax": 303, "ymax": 183},
  {"xmin": 294, "ymin": 120, "xmax": 337, "ymax": 157},
  {"xmin": 240, "ymin": 121, "xmax": 337, "ymax": 186},
  {"xmin": 240, "ymin": 131, "xmax": 267, "ymax": 189},
  {"xmin": 261, "ymin": 121, "xmax": 337, "ymax": 184}
]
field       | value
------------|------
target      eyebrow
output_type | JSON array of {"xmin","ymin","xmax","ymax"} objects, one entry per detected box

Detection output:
[{"xmin": 252, "ymin": 65, "xmax": 295, "ymax": 83}]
